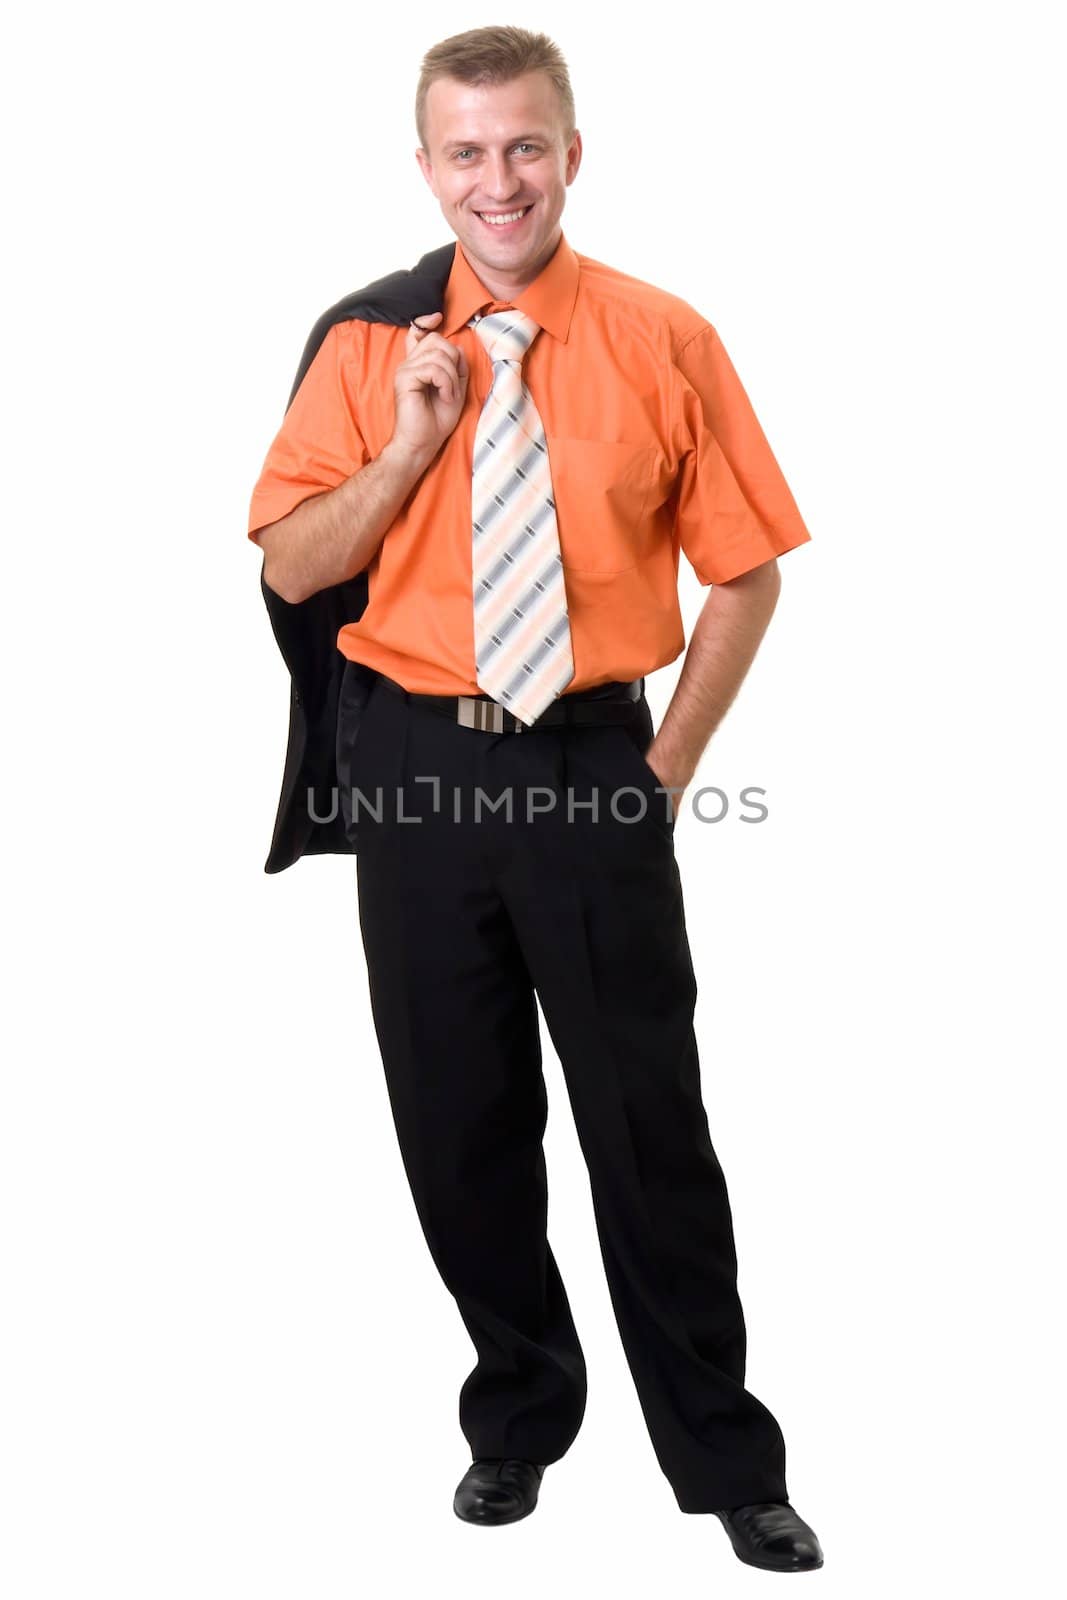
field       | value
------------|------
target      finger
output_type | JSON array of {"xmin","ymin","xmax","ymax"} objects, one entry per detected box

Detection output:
[
  {"xmin": 404, "ymin": 348, "xmax": 462, "ymax": 397},
  {"xmin": 408, "ymin": 312, "xmax": 442, "ymax": 342},
  {"xmin": 405, "ymin": 311, "xmax": 442, "ymax": 355},
  {"xmin": 423, "ymin": 355, "xmax": 463, "ymax": 404},
  {"xmin": 399, "ymin": 353, "xmax": 461, "ymax": 404},
  {"xmin": 408, "ymin": 330, "xmax": 461, "ymax": 367}
]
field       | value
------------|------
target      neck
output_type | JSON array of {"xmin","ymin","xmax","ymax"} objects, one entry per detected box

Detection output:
[{"xmin": 464, "ymin": 227, "xmax": 561, "ymax": 302}]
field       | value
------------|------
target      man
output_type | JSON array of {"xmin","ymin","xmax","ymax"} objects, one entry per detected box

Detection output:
[{"xmin": 247, "ymin": 25, "xmax": 823, "ymax": 1574}]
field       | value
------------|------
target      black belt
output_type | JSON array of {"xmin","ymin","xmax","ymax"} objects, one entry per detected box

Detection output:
[{"xmin": 376, "ymin": 673, "xmax": 644, "ymax": 733}]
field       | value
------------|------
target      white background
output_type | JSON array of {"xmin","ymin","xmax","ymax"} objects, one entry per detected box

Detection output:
[{"xmin": 3, "ymin": 1, "xmax": 1064, "ymax": 1594}]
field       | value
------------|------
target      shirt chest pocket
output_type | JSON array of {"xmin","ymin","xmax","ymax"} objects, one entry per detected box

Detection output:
[{"xmin": 544, "ymin": 436, "xmax": 660, "ymax": 575}]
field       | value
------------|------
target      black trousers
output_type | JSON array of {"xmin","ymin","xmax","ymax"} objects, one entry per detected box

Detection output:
[{"xmin": 337, "ymin": 667, "xmax": 789, "ymax": 1513}]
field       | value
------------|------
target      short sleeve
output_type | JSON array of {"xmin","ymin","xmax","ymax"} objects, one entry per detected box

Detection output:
[
  {"xmin": 247, "ymin": 320, "xmax": 370, "ymax": 543},
  {"xmin": 670, "ymin": 324, "xmax": 811, "ymax": 585}
]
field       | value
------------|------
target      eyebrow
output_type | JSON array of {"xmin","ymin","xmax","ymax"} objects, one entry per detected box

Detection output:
[{"xmin": 441, "ymin": 133, "xmax": 550, "ymax": 153}]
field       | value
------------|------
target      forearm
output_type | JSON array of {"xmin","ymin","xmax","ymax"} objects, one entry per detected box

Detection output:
[
  {"xmin": 650, "ymin": 560, "xmax": 782, "ymax": 786},
  {"xmin": 255, "ymin": 438, "xmax": 434, "ymax": 604}
]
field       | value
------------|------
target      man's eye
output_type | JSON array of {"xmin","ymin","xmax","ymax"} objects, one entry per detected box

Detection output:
[{"xmin": 454, "ymin": 144, "xmax": 538, "ymax": 159}]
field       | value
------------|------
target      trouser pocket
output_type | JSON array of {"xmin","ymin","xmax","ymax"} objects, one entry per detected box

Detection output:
[{"xmin": 614, "ymin": 703, "xmax": 676, "ymax": 834}]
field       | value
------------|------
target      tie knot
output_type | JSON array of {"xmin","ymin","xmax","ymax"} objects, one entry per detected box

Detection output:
[{"xmin": 469, "ymin": 307, "xmax": 542, "ymax": 365}]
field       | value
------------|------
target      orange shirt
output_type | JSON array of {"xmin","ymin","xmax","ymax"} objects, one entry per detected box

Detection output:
[{"xmin": 247, "ymin": 231, "xmax": 812, "ymax": 695}]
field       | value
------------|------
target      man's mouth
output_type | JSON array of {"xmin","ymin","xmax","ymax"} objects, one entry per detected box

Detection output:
[{"xmin": 474, "ymin": 204, "xmax": 534, "ymax": 231}]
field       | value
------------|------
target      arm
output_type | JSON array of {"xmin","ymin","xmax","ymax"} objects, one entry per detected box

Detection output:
[
  {"xmin": 254, "ymin": 438, "xmax": 434, "ymax": 605},
  {"xmin": 645, "ymin": 558, "xmax": 782, "ymax": 811},
  {"xmin": 253, "ymin": 310, "xmax": 468, "ymax": 605},
  {"xmin": 654, "ymin": 321, "xmax": 812, "ymax": 808}
]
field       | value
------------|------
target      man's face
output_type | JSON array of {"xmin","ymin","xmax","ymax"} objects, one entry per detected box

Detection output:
[{"xmin": 416, "ymin": 71, "xmax": 582, "ymax": 283}]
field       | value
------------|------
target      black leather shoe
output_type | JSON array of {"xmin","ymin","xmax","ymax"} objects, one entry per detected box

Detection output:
[
  {"xmin": 453, "ymin": 1458, "xmax": 545, "ymax": 1525},
  {"xmin": 715, "ymin": 1501, "xmax": 824, "ymax": 1571}
]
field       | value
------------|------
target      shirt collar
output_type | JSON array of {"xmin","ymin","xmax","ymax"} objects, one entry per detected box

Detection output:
[{"xmin": 441, "ymin": 230, "xmax": 579, "ymax": 343}]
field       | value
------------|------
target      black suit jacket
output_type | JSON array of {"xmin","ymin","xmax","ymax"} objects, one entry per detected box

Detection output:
[{"xmin": 256, "ymin": 241, "xmax": 456, "ymax": 874}]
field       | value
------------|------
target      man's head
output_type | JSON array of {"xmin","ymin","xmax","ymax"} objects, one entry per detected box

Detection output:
[{"xmin": 414, "ymin": 26, "xmax": 581, "ymax": 291}]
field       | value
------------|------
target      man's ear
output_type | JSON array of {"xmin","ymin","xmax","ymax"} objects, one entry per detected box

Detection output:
[
  {"xmin": 415, "ymin": 147, "xmax": 437, "ymax": 196},
  {"xmin": 565, "ymin": 130, "xmax": 583, "ymax": 186}
]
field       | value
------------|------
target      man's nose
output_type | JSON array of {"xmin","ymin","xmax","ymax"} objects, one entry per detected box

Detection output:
[{"xmin": 481, "ymin": 156, "xmax": 521, "ymax": 199}]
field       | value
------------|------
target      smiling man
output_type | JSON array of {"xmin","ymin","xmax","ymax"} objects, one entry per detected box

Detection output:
[
  {"xmin": 247, "ymin": 24, "xmax": 822, "ymax": 1574},
  {"xmin": 416, "ymin": 68, "xmax": 571, "ymax": 288}
]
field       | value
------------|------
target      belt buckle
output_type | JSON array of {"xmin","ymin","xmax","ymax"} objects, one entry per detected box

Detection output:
[{"xmin": 457, "ymin": 696, "xmax": 508, "ymax": 733}]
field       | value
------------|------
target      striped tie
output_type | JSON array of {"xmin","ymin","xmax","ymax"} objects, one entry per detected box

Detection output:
[{"xmin": 468, "ymin": 308, "xmax": 574, "ymax": 725}]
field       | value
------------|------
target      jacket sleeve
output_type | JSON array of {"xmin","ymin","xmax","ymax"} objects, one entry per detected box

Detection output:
[
  {"xmin": 670, "ymin": 323, "xmax": 812, "ymax": 585},
  {"xmin": 247, "ymin": 320, "xmax": 370, "ymax": 542}
]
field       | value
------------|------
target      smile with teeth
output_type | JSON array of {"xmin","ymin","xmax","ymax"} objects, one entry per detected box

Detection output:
[{"xmin": 477, "ymin": 206, "xmax": 532, "ymax": 225}]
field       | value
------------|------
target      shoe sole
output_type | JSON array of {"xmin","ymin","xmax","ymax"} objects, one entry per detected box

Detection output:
[
  {"xmin": 453, "ymin": 1496, "xmax": 539, "ymax": 1526},
  {"xmin": 728, "ymin": 1550, "xmax": 823, "ymax": 1572},
  {"xmin": 714, "ymin": 1511, "xmax": 823, "ymax": 1571}
]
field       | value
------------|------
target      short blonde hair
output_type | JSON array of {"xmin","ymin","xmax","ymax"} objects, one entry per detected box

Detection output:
[{"xmin": 415, "ymin": 25, "xmax": 576, "ymax": 151}]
